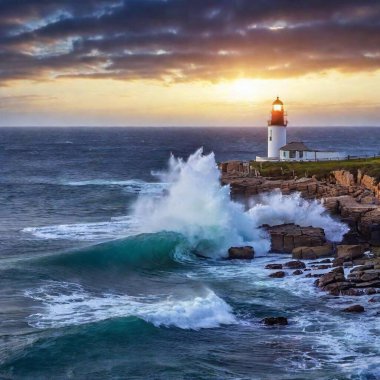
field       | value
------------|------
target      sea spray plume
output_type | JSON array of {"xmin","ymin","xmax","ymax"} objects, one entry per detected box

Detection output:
[
  {"xmin": 247, "ymin": 190, "xmax": 349, "ymax": 242},
  {"xmin": 133, "ymin": 148, "xmax": 270, "ymax": 258}
]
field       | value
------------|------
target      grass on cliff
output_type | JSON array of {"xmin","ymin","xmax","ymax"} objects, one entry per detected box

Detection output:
[{"xmin": 250, "ymin": 157, "xmax": 380, "ymax": 181}]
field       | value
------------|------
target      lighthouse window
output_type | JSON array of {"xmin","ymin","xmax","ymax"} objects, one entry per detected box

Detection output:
[{"xmin": 269, "ymin": 130, "xmax": 272, "ymax": 141}]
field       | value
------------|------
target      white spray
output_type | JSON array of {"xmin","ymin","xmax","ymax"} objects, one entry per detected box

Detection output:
[{"xmin": 133, "ymin": 148, "xmax": 348, "ymax": 257}]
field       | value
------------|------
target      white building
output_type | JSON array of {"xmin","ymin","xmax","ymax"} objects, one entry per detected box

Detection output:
[{"xmin": 279, "ymin": 142, "xmax": 346, "ymax": 161}]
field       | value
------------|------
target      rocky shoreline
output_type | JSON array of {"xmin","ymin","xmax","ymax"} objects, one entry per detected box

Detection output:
[{"xmin": 222, "ymin": 166, "xmax": 380, "ymax": 316}]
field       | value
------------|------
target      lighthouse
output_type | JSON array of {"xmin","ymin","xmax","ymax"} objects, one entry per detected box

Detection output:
[{"xmin": 267, "ymin": 97, "xmax": 287, "ymax": 158}]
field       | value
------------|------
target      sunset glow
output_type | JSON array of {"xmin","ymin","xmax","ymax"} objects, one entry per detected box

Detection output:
[{"xmin": 1, "ymin": 1, "xmax": 380, "ymax": 126}]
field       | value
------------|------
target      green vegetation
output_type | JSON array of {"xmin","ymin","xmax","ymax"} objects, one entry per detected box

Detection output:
[{"xmin": 250, "ymin": 157, "xmax": 380, "ymax": 181}]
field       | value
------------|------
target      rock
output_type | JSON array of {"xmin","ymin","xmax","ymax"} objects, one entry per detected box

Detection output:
[
  {"xmin": 293, "ymin": 269, "xmax": 303, "ymax": 275},
  {"xmin": 342, "ymin": 304, "xmax": 365, "ymax": 313},
  {"xmin": 336, "ymin": 245, "xmax": 364, "ymax": 262},
  {"xmin": 350, "ymin": 264, "xmax": 374, "ymax": 273},
  {"xmin": 228, "ymin": 246, "xmax": 254, "ymax": 260},
  {"xmin": 266, "ymin": 224, "xmax": 326, "ymax": 253},
  {"xmin": 284, "ymin": 260, "xmax": 306, "ymax": 269},
  {"xmin": 265, "ymin": 263, "xmax": 283, "ymax": 270},
  {"xmin": 369, "ymin": 295, "xmax": 380, "ymax": 302},
  {"xmin": 261, "ymin": 317, "xmax": 288, "ymax": 326},
  {"xmin": 312, "ymin": 264, "xmax": 331, "ymax": 270},
  {"xmin": 332, "ymin": 257, "xmax": 345, "ymax": 267},
  {"xmin": 292, "ymin": 243, "xmax": 333, "ymax": 260},
  {"xmin": 318, "ymin": 267, "xmax": 345, "ymax": 288},
  {"xmin": 269, "ymin": 271, "xmax": 286, "ymax": 278},
  {"xmin": 323, "ymin": 281, "xmax": 352, "ymax": 295},
  {"xmin": 358, "ymin": 208, "xmax": 380, "ymax": 245},
  {"xmin": 305, "ymin": 273, "xmax": 323, "ymax": 278}
]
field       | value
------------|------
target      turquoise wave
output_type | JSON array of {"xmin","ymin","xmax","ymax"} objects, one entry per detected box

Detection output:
[{"xmin": 38, "ymin": 232, "xmax": 190, "ymax": 270}]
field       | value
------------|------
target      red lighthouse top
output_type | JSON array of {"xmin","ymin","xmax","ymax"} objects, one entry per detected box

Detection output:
[{"xmin": 268, "ymin": 97, "xmax": 287, "ymax": 126}]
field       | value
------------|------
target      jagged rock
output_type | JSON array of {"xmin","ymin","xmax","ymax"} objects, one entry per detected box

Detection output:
[
  {"xmin": 358, "ymin": 208, "xmax": 380, "ymax": 245},
  {"xmin": 261, "ymin": 317, "xmax": 288, "ymax": 326},
  {"xmin": 336, "ymin": 245, "xmax": 364, "ymax": 261},
  {"xmin": 332, "ymin": 257, "xmax": 345, "ymax": 267},
  {"xmin": 265, "ymin": 263, "xmax": 283, "ymax": 270},
  {"xmin": 318, "ymin": 267, "xmax": 345, "ymax": 288},
  {"xmin": 292, "ymin": 243, "xmax": 333, "ymax": 260},
  {"xmin": 342, "ymin": 305, "xmax": 365, "ymax": 313},
  {"xmin": 266, "ymin": 224, "xmax": 326, "ymax": 253},
  {"xmin": 284, "ymin": 260, "xmax": 306, "ymax": 269},
  {"xmin": 293, "ymin": 269, "xmax": 303, "ymax": 275},
  {"xmin": 323, "ymin": 281, "xmax": 352, "ymax": 295},
  {"xmin": 228, "ymin": 246, "xmax": 254, "ymax": 260},
  {"xmin": 269, "ymin": 271, "xmax": 286, "ymax": 278}
]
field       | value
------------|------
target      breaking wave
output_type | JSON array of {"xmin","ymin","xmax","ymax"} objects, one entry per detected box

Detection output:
[
  {"xmin": 24, "ymin": 148, "xmax": 348, "ymax": 257},
  {"xmin": 25, "ymin": 281, "xmax": 236, "ymax": 330}
]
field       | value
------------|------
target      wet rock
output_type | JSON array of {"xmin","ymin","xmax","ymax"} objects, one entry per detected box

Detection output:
[
  {"xmin": 266, "ymin": 224, "xmax": 326, "ymax": 254},
  {"xmin": 332, "ymin": 257, "xmax": 345, "ymax": 267},
  {"xmin": 269, "ymin": 271, "xmax": 286, "ymax": 278},
  {"xmin": 368, "ymin": 295, "xmax": 380, "ymax": 302},
  {"xmin": 293, "ymin": 269, "xmax": 303, "ymax": 275},
  {"xmin": 261, "ymin": 317, "xmax": 288, "ymax": 326},
  {"xmin": 292, "ymin": 244, "xmax": 333, "ymax": 260},
  {"xmin": 312, "ymin": 264, "xmax": 331, "ymax": 270},
  {"xmin": 342, "ymin": 304, "xmax": 365, "ymax": 313},
  {"xmin": 284, "ymin": 260, "xmax": 306, "ymax": 269},
  {"xmin": 265, "ymin": 263, "xmax": 283, "ymax": 270},
  {"xmin": 324, "ymin": 281, "xmax": 352, "ymax": 295},
  {"xmin": 318, "ymin": 267, "xmax": 345, "ymax": 288},
  {"xmin": 228, "ymin": 246, "xmax": 254, "ymax": 260},
  {"xmin": 336, "ymin": 245, "xmax": 364, "ymax": 262}
]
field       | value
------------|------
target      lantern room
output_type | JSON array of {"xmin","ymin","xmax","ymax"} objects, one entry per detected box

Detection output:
[{"xmin": 269, "ymin": 97, "xmax": 287, "ymax": 127}]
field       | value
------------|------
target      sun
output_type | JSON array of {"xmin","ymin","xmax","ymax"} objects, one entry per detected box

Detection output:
[{"xmin": 215, "ymin": 78, "xmax": 262, "ymax": 103}]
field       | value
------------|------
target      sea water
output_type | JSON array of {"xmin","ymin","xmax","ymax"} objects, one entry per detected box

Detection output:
[{"xmin": 0, "ymin": 127, "xmax": 379, "ymax": 379}]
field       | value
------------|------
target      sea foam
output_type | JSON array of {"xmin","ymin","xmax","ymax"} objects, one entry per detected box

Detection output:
[{"xmin": 26, "ymin": 281, "xmax": 236, "ymax": 330}]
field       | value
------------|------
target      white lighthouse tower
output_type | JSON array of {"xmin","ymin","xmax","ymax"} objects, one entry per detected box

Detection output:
[{"xmin": 267, "ymin": 97, "xmax": 287, "ymax": 158}]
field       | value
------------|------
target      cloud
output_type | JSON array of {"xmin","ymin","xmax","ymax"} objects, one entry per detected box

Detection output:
[{"xmin": 0, "ymin": 0, "xmax": 380, "ymax": 85}]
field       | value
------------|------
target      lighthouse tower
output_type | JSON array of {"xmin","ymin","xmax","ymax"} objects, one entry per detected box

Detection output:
[{"xmin": 268, "ymin": 97, "xmax": 287, "ymax": 158}]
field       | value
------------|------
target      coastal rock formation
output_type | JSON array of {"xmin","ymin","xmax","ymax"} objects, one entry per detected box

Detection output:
[
  {"xmin": 266, "ymin": 224, "xmax": 326, "ymax": 253},
  {"xmin": 292, "ymin": 243, "xmax": 333, "ymax": 260},
  {"xmin": 317, "ymin": 259, "xmax": 380, "ymax": 295},
  {"xmin": 228, "ymin": 246, "xmax": 254, "ymax": 260},
  {"xmin": 336, "ymin": 245, "xmax": 364, "ymax": 261}
]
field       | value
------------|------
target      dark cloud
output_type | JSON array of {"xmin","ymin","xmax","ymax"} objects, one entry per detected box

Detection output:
[{"xmin": 0, "ymin": 0, "xmax": 380, "ymax": 84}]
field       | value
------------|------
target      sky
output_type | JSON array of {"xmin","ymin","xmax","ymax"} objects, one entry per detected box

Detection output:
[{"xmin": 1, "ymin": 0, "xmax": 380, "ymax": 127}]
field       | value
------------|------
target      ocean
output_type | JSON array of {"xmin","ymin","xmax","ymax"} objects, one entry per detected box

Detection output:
[{"xmin": 0, "ymin": 126, "xmax": 379, "ymax": 380}]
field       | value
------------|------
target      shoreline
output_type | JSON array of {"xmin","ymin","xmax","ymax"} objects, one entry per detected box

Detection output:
[{"xmin": 221, "ymin": 162, "xmax": 380, "ymax": 311}]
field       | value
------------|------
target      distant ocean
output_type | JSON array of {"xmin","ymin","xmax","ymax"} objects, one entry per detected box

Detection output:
[{"xmin": 0, "ymin": 127, "xmax": 379, "ymax": 379}]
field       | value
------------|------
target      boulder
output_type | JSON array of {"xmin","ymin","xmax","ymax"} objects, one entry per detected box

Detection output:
[
  {"xmin": 293, "ymin": 269, "xmax": 303, "ymax": 275},
  {"xmin": 369, "ymin": 295, "xmax": 380, "ymax": 303},
  {"xmin": 265, "ymin": 263, "xmax": 283, "ymax": 270},
  {"xmin": 318, "ymin": 267, "xmax": 345, "ymax": 288},
  {"xmin": 228, "ymin": 246, "xmax": 254, "ymax": 260},
  {"xmin": 284, "ymin": 260, "xmax": 306, "ymax": 269},
  {"xmin": 269, "ymin": 271, "xmax": 286, "ymax": 278},
  {"xmin": 261, "ymin": 317, "xmax": 288, "ymax": 326},
  {"xmin": 266, "ymin": 224, "xmax": 326, "ymax": 254},
  {"xmin": 336, "ymin": 245, "xmax": 364, "ymax": 262},
  {"xmin": 342, "ymin": 304, "xmax": 365, "ymax": 313},
  {"xmin": 292, "ymin": 244, "xmax": 333, "ymax": 260}
]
